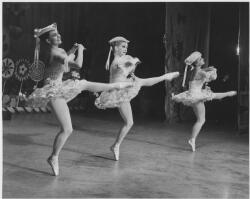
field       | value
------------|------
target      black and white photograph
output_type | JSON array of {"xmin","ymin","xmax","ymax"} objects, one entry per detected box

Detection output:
[{"xmin": 1, "ymin": 0, "xmax": 249, "ymax": 198}]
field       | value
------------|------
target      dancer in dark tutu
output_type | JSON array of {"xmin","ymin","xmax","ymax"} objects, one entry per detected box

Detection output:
[
  {"xmin": 95, "ymin": 36, "xmax": 179, "ymax": 160},
  {"xmin": 172, "ymin": 51, "xmax": 237, "ymax": 152}
]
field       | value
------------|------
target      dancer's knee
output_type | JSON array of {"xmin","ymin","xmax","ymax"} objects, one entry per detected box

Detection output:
[
  {"xmin": 125, "ymin": 120, "xmax": 134, "ymax": 129},
  {"xmin": 197, "ymin": 118, "xmax": 205, "ymax": 126},
  {"xmin": 62, "ymin": 126, "xmax": 73, "ymax": 135}
]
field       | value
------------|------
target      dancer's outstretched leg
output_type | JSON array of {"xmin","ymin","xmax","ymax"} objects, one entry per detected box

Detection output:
[
  {"xmin": 139, "ymin": 72, "xmax": 179, "ymax": 87},
  {"xmin": 213, "ymin": 91, "xmax": 237, "ymax": 100},
  {"xmin": 111, "ymin": 102, "xmax": 133, "ymax": 161},
  {"xmin": 48, "ymin": 98, "xmax": 73, "ymax": 176},
  {"xmin": 108, "ymin": 72, "xmax": 179, "ymax": 160},
  {"xmin": 189, "ymin": 102, "xmax": 206, "ymax": 152},
  {"xmin": 81, "ymin": 81, "xmax": 133, "ymax": 92}
]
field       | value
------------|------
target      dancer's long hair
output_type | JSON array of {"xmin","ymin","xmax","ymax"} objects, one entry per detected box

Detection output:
[{"xmin": 39, "ymin": 32, "xmax": 52, "ymax": 69}]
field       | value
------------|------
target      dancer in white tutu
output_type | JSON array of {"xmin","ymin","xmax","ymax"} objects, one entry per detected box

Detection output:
[
  {"xmin": 27, "ymin": 24, "xmax": 132, "ymax": 176},
  {"xmin": 172, "ymin": 51, "xmax": 237, "ymax": 152},
  {"xmin": 95, "ymin": 36, "xmax": 179, "ymax": 160}
]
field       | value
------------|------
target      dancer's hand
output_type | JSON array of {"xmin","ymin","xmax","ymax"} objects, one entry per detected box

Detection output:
[
  {"xmin": 77, "ymin": 44, "xmax": 86, "ymax": 51},
  {"xmin": 72, "ymin": 43, "xmax": 79, "ymax": 50},
  {"xmin": 67, "ymin": 43, "xmax": 78, "ymax": 55},
  {"xmin": 68, "ymin": 54, "xmax": 75, "ymax": 61}
]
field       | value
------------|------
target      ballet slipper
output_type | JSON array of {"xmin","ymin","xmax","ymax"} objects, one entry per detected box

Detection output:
[
  {"xmin": 188, "ymin": 138, "xmax": 196, "ymax": 152},
  {"xmin": 165, "ymin": 72, "xmax": 180, "ymax": 81},
  {"xmin": 47, "ymin": 156, "xmax": 59, "ymax": 176},
  {"xmin": 110, "ymin": 145, "xmax": 120, "ymax": 161},
  {"xmin": 228, "ymin": 91, "xmax": 237, "ymax": 97}
]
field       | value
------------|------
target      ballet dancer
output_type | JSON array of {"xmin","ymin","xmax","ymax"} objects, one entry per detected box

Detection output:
[
  {"xmin": 172, "ymin": 51, "xmax": 237, "ymax": 152},
  {"xmin": 95, "ymin": 36, "xmax": 179, "ymax": 160}
]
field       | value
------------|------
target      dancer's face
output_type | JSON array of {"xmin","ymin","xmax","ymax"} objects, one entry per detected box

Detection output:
[
  {"xmin": 196, "ymin": 57, "xmax": 205, "ymax": 66},
  {"xmin": 46, "ymin": 30, "xmax": 62, "ymax": 46},
  {"xmin": 115, "ymin": 42, "xmax": 128, "ymax": 57}
]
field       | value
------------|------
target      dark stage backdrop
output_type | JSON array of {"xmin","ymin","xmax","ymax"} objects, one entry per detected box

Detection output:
[
  {"xmin": 207, "ymin": 3, "xmax": 240, "ymax": 125},
  {"xmin": 237, "ymin": 3, "xmax": 249, "ymax": 131}
]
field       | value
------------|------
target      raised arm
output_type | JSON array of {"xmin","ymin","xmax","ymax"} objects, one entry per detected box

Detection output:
[
  {"xmin": 200, "ymin": 66, "xmax": 217, "ymax": 82},
  {"xmin": 73, "ymin": 44, "xmax": 85, "ymax": 68},
  {"xmin": 117, "ymin": 61, "xmax": 138, "ymax": 77},
  {"xmin": 126, "ymin": 62, "xmax": 137, "ymax": 74},
  {"xmin": 52, "ymin": 44, "xmax": 85, "ymax": 69},
  {"xmin": 202, "ymin": 66, "xmax": 216, "ymax": 72},
  {"xmin": 67, "ymin": 43, "xmax": 78, "ymax": 55}
]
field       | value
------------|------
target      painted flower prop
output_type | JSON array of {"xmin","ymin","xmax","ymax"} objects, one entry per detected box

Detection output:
[
  {"xmin": 2, "ymin": 58, "xmax": 15, "ymax": 79},
  {"xmin": 2, "ymin": 58, "xmax": 15, "ymax": 94},
  {"xmin": 15, "ymin": 59, "xmax": 30, "ymax": 81},
  {"xmin": 14, "ymin": 59, "xmax": 30, "ymax": 107}
]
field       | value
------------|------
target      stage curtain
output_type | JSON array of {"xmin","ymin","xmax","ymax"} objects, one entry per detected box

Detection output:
[{"xmin": 238, "ymin": 3, "xmax": 249, "ymax": 131}]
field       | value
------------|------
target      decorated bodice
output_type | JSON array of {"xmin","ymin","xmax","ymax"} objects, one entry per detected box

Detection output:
[
  {"xmin": 109, "ymin": 55, "xmax": 140, "ymax": 83},
  {"xmin": 189, "ymin": 67, "xmax": 217, "ymax": 91}
]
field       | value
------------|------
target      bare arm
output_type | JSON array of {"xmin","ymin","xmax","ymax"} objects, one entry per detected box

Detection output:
[
  {"xmin": 66, "ymin": 43, "xmax": 78, "ymax": 62},
  {"xmin": 196, "ymin": 69, "xmax": 207, "ymax": 79},
  {"xmin": 195, "ymin": 67, "xmax": 217, "ymax": 82},
  {"xmin": 74, "ymin": 45, "xmax": 84, "ymax": 68},
  {"xmin": 52, "ymin": 45, "xmax": 84, "ymax": 69},
  {"xmin": 202, "ymin": 66, "xmax": 216, "ymax": 72},
  {"xmin": 127, "ymin": 64, "xmax": 137, "ymax": 75},
  {"xmin": 67, "ymin": 43, "xmax": 78, "ymax": 55}
]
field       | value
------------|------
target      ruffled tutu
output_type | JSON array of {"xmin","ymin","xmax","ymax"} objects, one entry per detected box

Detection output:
[
  {"xmin": 95, "ymin": 77, "xmax": 141, "ymax": 109},
  {"xmin": 26, "ymin": 79, "xmax": 86, "ymax": 108},
  {"xmin": 172, "ymin": 86, "xmax": 216, "ymax": 106}
]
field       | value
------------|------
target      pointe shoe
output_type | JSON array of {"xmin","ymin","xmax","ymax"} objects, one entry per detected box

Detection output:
[
  {"xmin": 110, "ymin": 145, "xmax": 120, "ymax": 161},
  {"xmin": 47, "ymin": 156, "xmax": 59, "ymax": 176},
  {"xmin": 165, "ymin": 72, "xmax": 180, "ymax": 81},
  {"xmin": 228, "ymin": 91, "xmax": 237, "ymax": 97},
  {"xmin": 188, "ymin": 139, "xmax": 196, "ymax": 152}
]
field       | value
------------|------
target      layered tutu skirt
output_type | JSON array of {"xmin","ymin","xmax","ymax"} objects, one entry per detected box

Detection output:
[
  {"xmin": 27, "ymin": 78, "xmax": 86, "ymax": 108},
  {"xmin": 95, "ymin": 77, "xmax": 141, "ymax": 109},
  {"xmin": 172, "ymin": 86, "xmax": 216, "ymax": 106}
]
